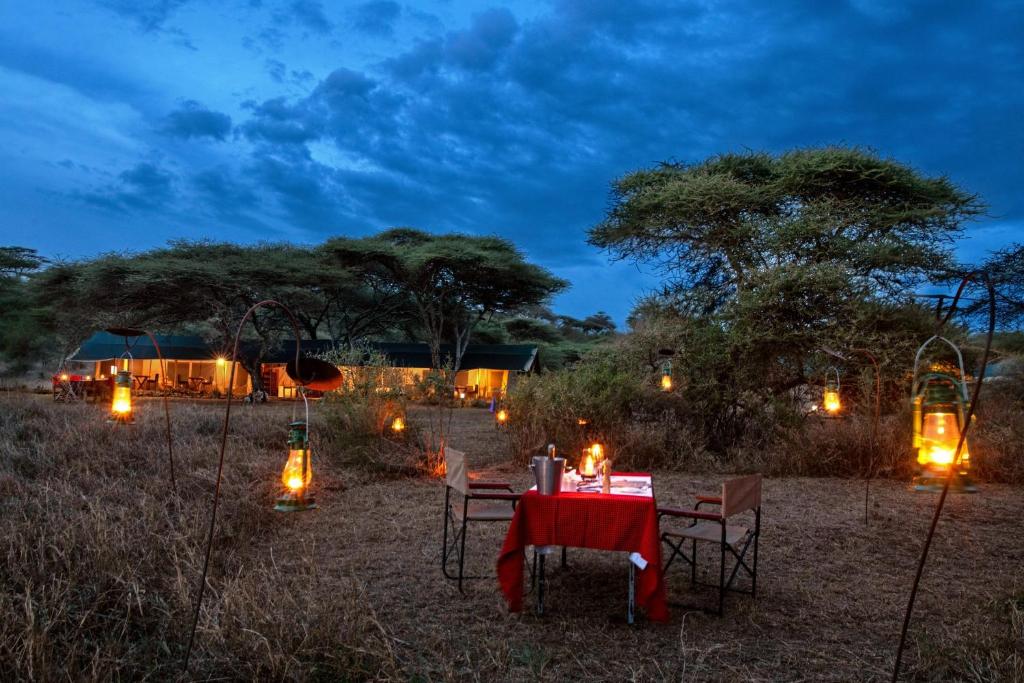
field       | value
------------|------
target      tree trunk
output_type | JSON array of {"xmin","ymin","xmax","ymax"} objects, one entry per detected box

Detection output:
[{"xmin": 239, "ymin": 358, "xmax": 264, "ymax": 399}]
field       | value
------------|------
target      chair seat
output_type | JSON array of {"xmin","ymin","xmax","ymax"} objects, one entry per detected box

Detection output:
[
  {"xmin": 454, "ymin": 503, "xmax": 515, "ymax": 522},
  {"xmin": 666, "ymin": 521, "xmax": 748, "ymax": 548}
]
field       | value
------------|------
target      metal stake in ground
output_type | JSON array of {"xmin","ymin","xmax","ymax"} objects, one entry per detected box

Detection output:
[
  {"xmin": 891, "ymin": 272, "xmax": 996, "ymax": 681},
  {"xmin": 181, "ymin": 300, "xmax": 340, "ymax": 673}
]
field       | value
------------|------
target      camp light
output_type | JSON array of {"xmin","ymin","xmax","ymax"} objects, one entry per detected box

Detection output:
[
  {"xmin": 110, "ymin": 370, "xmax": 134, "ymax": 423},
  {"xmin": 660, "ymin": 359, "xmax": 673, "ymax": 392},
  {"xmin": 275, "ymin": 420, "xmax": 315, "ymax": 511},
  {"xmin": 910, "ymin": 337, "xmax": 976, "ymax": 492},
  {"xmin": 496, "ymin": 408, "xmax": 508, "ymax": 425},
  {"xmin": 823, "ymin": 368, "xmax": 842, "ymax": 416},
  {"xmin": 391, "ymin": 415, "xmax": 405, "ymax": 432}
]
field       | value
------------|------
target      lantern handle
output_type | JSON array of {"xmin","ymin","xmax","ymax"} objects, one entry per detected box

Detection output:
[{"xmin": 910, "ymin": 335, "xmax": 968, "ymax": 402}]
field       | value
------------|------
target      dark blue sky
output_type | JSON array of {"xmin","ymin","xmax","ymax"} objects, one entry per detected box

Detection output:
[{"xmin": 1, "ymin": 1, "xmax": 1021, "ymax": 322}]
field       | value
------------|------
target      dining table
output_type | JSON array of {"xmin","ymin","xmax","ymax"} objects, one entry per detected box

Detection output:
[{"xmin": 496, "ymin": 472, "xmax": 669, "ymax": 623}]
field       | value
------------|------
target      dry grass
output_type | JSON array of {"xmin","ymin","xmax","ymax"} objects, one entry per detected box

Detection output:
[{"xmin": 2, "ymin": 398, "xmax": 1022, "ymax": 681}]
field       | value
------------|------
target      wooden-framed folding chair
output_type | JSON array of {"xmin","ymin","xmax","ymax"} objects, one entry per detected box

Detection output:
[
  {"xmin": 658, "ymin": 474, "xmax": 761, "ymax": 615},
  {"xmin": 441, "ymin": 447, "xmax": 520, "ymax": 594}
]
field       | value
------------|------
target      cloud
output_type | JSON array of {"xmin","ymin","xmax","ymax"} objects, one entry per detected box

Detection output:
[
  {"xmin": 80, "ymin": 162, "xmax": 176, "ymax": 212},
  {"xmin": 283, "ymin": 0, "xmax": 332, "ymax": 35},
  {"xmin": 351, "ymin": 1, "xmax": 401, "ymax": 37},
  {"xmin": 162, "ymin": 100, "xmax": 232, "ymax": 140},
  {"xmin": 97, "ymin": 0, "xmax": 192, "ymax": 32}
]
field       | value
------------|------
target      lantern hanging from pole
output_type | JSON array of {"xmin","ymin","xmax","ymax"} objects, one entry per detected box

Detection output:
[
  {"xmin": 822, "ymin": 367, "xmax": 842, "ymax": 416},
  {"xmin": 910, "ymin": 336, "xmax": 976, "ymax": 493},
  {"xmin": 660, "ymin": 359, "xmax": 673, "ymax": 392},
  {"xmin": 276, "ymin": 420, "xmax": 316, "ymax": 511}
]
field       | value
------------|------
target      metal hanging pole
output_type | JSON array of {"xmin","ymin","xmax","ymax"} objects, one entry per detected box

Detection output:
[
  {"xmin": 183, "ymin": 301, "xmax": 304, "ymax": 672},
  {"xmin": 892, "ymin": 272, "xmax": 996, "ymax": 681}
]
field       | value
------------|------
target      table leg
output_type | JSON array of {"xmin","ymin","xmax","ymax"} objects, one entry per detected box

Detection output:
[
  {"xmin": 561, "ymin": 546, "xmax": 567, "ymax": 569},
  {"xmin": 628, "ymin": 562, "xmax": 635, "ymax": 625},
  {"xmin": 537, "ymin": 552, "xmax": 545, "ymax": 616}
]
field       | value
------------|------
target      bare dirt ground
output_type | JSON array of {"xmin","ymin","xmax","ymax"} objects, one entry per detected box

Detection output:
[{"xmin": 273, "ymin": 406, "xmax": 1024, "ymax": 681}]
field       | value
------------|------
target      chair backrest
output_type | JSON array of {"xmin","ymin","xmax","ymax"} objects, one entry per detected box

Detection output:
[
  {"xmin": 722, "ymin": 474, "xmax": 762, "ymax": 518},
  {"xmin": 444, "ymin": 447, "xmax": 469, "ymax": 495}
]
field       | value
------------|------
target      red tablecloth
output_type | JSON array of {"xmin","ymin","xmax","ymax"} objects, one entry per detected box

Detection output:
[{"xmin": 496, "ymin": 474, "xmax": 668, "ymax": 622}]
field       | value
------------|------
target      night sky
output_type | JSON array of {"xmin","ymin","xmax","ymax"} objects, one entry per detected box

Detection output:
[{"xmin": 2, "ymin": 1, "xmax": 1021, "ymax": 322}]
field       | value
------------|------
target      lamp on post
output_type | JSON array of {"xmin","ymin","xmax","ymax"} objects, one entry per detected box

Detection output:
[{"xmin": 910, "ymin": 337, "xmax": 976, "ymax": 493}]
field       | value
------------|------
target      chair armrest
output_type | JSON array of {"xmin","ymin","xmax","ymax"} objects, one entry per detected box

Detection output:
[
  {"xmin": 469, "ymin": 481, "xmax": 514, "ymax": 492},
  {"xmin": 469, "ymin": 492, "xmax": 521, "ymax": 502},
  {"xmin": 658, "ymin": 506, "xmax": 721, "ymax": 521},
  {"xmin": 695, "ymin": 495, "xmax": 721, "ymax": 510}
]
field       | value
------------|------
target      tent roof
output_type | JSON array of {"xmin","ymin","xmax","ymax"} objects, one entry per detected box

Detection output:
[
  {"xmin": 70, "ymin": 333, "xmax": 539, "ymax": 372},
  {"xmin": 70, "ymin": 332, "xmax": 219, "ymax": 362}
]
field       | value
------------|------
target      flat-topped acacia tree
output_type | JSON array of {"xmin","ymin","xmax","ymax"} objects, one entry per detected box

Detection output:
[
  {"xmin": 324, "ymin": 228, "xmax": 567, "ymax": 465},
  {"xmin": 589, "ymin": 147, "xmax": 984, "ymax": 390}
]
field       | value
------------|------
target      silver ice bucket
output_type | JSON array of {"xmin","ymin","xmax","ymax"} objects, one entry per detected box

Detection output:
[{"xmin": 531, "ymin": 455, "xmax": 566, "ymax": 496}]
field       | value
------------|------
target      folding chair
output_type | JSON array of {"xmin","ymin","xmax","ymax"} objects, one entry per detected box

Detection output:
[
  {"xmin": 441, "ymin": 447, "xmax": 520, "ymax": 593},
  {"xmin": 659, "ymin": 474, "xmax": 761, "ymax": 615}
]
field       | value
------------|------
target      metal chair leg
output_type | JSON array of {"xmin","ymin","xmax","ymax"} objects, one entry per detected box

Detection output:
[
  {"xmin": 561, "ymin": 546, "xmax": 567, "ymax": 569},
  {"xmin": 457, "ymin": 518, "xmax": 468, "ymax": 594},
  {"xmin": 718, "ymin": 526, "xmax": 726, "ymax": 616}
]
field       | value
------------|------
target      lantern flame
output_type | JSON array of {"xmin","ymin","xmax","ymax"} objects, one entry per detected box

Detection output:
[
  {"xmin": 918, "ymin": 412, "xmax": 968, "ymax": 467},
  {"xmin": 281, "ymin": 447, "xmax": 312, "ymax": 492},
  {"xmin": 823, "ymin": 389, "xmax": 841, "ymax": 414},
  {"xmin": 661, "ymin": 374, "xmax": 673, "ymax": 391},
  {"xmin": 581, "ymin": 453, "xmax": 595, "ymax": 477},
  {"xmin": 391, "ymin": 416, "xmax": 405, "ymax": 432},
  {"xmin": 496, "ymin": 409, "xmax": 508, "ymax": 424}
]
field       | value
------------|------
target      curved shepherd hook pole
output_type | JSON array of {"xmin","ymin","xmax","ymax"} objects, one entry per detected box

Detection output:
[
  {"xmin": 821, "ymin": 346, "xmax": 882, "ymax": 523},
  {"xmin": 892, "ymin": 271, "xmax": 996, "ymax": 682},
  {"xmin": 106, "ymin": 327, "xmax": 177, "ymax": 495},
  {"xmin": 182, "ymin": 301, "xmax": 341, "ymax": 673}
]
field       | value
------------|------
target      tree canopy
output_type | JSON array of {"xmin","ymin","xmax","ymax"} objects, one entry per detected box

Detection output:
[{"xmin": 323, "ymin": 228, "xmax": 567, "ymax": 371}]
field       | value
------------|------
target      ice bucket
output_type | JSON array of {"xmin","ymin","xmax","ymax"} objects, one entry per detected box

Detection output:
[{"xmin": 531, "ymin": 455, "xmax": 566, "ymax": 496}]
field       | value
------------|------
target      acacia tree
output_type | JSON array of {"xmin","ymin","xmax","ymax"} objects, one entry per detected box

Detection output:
[
  {"xmin": 0, "ymin": 247, "xmax": 47, "ymax": 365},
  {"xmin": 589, "ymin": 147, "xmax": 983, "ymax": 446},
  {"xmin": 324, "ymin": 228, "xmax": 567, "ymax": 464},
  {"xmin": 324, "ymin": 228, "xmax": 567, "ymax": 373}
]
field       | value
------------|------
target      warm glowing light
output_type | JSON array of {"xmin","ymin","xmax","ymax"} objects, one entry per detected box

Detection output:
[
  {"xmin": 391, "ymin": 416, "xmax": 405, "ymax": 432},
  {"xmin": 216, "ymin": 357, "xmax": 226, "ymax": 367},
  {"xmin": 110, "ymin": 371, "xmax": 133, "ymax": 422},
  {"xmin": 581, "ymin": 453, "xmax": 595, "ymax": 477},
  {"xmin": 280, "ymin": 424, "xmax": 312, "ymax": 493},
  {"xmin": 823, "ymin": 389, "xmax": 841, "ymax": 414},
  {"xmin": 496, "ymin": 408, "xmax": 508, "ymax": 424},
  {"xmin": 918, "ymin": 412, "xmax": 968, "ymax": 467},
  {"xmin": 458, "ymin": 390, "xmax": 466, "ymax": 400},
  {"xmin": 577, "ymin": 418, "xmax": 588, "ymax": 426},
  {"xmin": 60, "ymin": 373, "xmax": 69, "ymax": 381},
  {"xmin": 590, "ymin": 443, "xmax": 604, "ymax": 461},
  {"xmin": 110, "ymin": 365, "xmax": 118, "ymax": 375},
  {"xmin": 661, "ymin": 374, "xmax": 673, "ymax": 391},
  {"xmin": 86, "ymin": 375, "xmax": 92, "ymax": 381}
]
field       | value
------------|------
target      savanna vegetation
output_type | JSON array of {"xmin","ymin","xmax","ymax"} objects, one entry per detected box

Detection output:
[{"xmin": 2, "ymin": 146, "xmax": 1024, "ymax": 680}]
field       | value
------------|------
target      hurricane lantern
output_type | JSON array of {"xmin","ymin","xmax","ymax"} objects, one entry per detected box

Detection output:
[
  {"xmin": 660, "ymin": 360, "xmax": 673, "ymax": 392},
  {"xmin": 822, "ymin": 368, "xmax": 842, "ymax": 416},
  {"xmin": 109, "ymin": 370, "xmax": 135, "ymax": 423},
  {"xmin": 912, "ymin": 377, "xmax": 975, "ymax": 492},
  {"xmin": 275, "ymin": 420, "xmax": 316, "ymax": 511},
  {"xmin": 580, "ymin": 451, "xmax": 596, "ymax": 478},
  {"xmin": 910, "ymin": 336, "xmax": 976, "ymax": 493}
]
